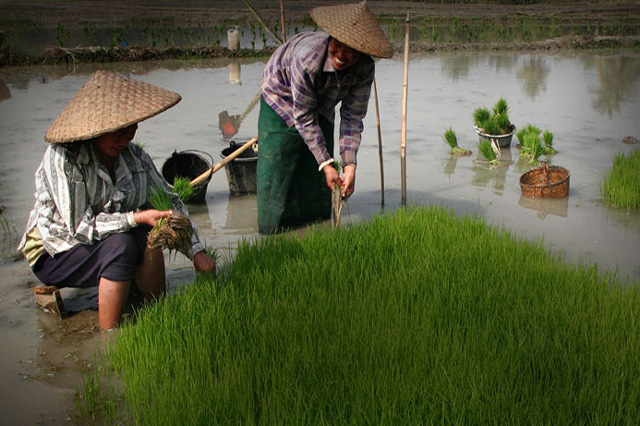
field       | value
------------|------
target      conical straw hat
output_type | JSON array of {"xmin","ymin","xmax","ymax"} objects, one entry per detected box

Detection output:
[
  {"xmin": 310, "ymin": 1, "xmax": 393, "ymax": 59},
  {"xmin": 45, "ymin": 70, "xmax": 181, "ymax": 143}
]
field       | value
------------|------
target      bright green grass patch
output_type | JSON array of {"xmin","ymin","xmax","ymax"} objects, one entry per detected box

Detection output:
[
  {"xmin": 105, "ymin": 206, "xmax": 640, "ymax": 425},
  {"xmin": 601, "ymin": 150, "xmax": 640, "ymax": 210}
]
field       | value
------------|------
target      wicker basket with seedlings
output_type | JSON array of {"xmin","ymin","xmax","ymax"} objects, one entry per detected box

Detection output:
[
  {"xmin": 517, "ymin": 124, "xmax": 557, "ymax": 166},
  {"xmin": 146, "ymin": 180, "xmax": 193, "ymax": 251},
  {"xmin": 443, "ymin": 128, "xmax": 471, "ymax": 156}
]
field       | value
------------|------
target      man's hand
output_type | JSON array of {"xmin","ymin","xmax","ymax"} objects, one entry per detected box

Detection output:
[
  {"xmin": 323, "ymin": 163, "xmax": 343, "ymax": 191},
  {"xmin": 193, "ymin": 251, "xmax": 216, "ymax": 277},
  {"xmin": 341, "ymin": 164, "xmax": 356, "ymax": 197}
]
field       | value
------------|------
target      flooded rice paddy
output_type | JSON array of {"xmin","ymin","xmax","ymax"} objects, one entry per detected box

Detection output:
[{"xmin": 1, "ymin": 50, "xmax": 639, "ymax": 423}]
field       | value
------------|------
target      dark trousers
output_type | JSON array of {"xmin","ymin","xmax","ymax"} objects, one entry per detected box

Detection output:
[{"xmin": 256, "ymin": 97, "xmax": 334, "ymax": 234}]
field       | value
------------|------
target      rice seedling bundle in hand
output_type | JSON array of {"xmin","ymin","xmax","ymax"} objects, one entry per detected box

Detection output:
[
  {"xmin": 331, "ymin": 160, "xmax": 348, "ymax": 228},
  {"xmin": 146, "ymin": 185, "xmax": 193, "ymax": 251}
]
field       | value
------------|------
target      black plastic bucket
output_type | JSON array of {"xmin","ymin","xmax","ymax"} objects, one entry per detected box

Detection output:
[
  {"xmin": 161, "ymin": 150, "xmax": 213, "ymax": 203},
  {"xmin": 221, "ymin": 140, "xmax": 258, "ymax": 195}
]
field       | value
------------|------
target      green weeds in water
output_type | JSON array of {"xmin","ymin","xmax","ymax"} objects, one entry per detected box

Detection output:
[
  {"xmin": 94, "ymin": 206, "xmax": 640, "ymax": 424},
  {"xmin": 601, "ymin": 150, "xmax": 640, "ymax": 210}
]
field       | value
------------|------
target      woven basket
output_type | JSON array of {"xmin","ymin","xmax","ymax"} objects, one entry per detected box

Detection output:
[{"xmin": 520, "ymin": 164, "xmax": 570, "ymax": 198}]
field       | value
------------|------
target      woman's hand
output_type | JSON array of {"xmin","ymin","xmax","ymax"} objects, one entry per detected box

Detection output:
[
  {"xmin": 193, "ymin": 251, "xmax": 216, "ymax": 277},
  {"xmin": 133, "ymin": 209, "xmax": 171, "ymax": 227},
  {"xmin": 323, "ymin": 164, "xmax": 343, "ymax": 191},
  {"xmin": 341, "ymin": 164, "xmax": 356, "ymax": 197}
]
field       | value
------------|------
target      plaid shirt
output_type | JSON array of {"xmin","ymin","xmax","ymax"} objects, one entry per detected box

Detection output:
[
  {"xmin": 261, "ymin": 32, "xmax": 375, "ymax": 166},
  {"xmin": 18, "ymin": 142, "xmax": 204, "ymax": 260}
]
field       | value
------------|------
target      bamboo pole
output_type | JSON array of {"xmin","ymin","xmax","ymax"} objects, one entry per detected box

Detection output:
[
  {"xmin": 373, "ymin": 77, "xmax": 385, "ymax": 208},
  {"xmin": 400, "ymin": 13, "xmax": 410, "ymax": 206},
  {"xmin": 280, "ymin": 0, "xmax": 286, "ymax": 43},
  {"xmin": 190, "ymin": 137, "xmax": 258, "ymax": 186},
  {"xmin": 242, "ymin": 0, "xmax": 283, "ymax": 46}
]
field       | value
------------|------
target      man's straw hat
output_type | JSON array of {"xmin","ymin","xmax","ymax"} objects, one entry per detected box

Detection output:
[
  {"xmin": 45, "ymin": 70, "xmax": 181, "ymax": 144},
  {"xmin": 310, "ymin": 1, "xmax": 393, "ymax": 59}
]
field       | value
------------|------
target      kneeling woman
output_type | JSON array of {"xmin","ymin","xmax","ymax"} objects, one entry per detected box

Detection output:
[{"xmin": 18, "ymin": 70, "xmax": 216, "ymax": 330}]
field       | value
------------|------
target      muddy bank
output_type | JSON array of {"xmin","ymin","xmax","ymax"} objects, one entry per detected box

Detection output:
[{"xmin": 1, "ymin": 1, "xmax": 639, "ymax": 66}]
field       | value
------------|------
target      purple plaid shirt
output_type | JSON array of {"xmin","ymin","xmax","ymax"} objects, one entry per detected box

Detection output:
[{"xmin": 261, "ymin": 32, "xmax": 375, "ymax": 166}]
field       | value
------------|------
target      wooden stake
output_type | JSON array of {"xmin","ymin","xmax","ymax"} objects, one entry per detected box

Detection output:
[
  {"xmin": 373, "ymin": 77, "xmax": 385, "ymax": 208},
  {"xmin": 280, "ymin": 0, "xmax": 286, "ymax": 43},
  {"xmin": 400, "ymin": 13, "xmax": 410, "ymax": 206},
  {"xmin": 242, "ymin": 0, "xmax": 283, "ymax": 46}
]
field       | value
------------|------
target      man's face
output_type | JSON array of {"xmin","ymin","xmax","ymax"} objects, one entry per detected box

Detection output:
[{"xmin": 328, "ymin": 38, "xmax": 361, "ymax": 71}]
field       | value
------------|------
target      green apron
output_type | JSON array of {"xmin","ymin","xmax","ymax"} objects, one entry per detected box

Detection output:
[{"xmin": 257, "ymin": 97, "xmax": 334, "ymax": 234}]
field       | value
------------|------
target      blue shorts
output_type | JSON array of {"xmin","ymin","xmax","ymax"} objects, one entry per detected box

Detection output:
[{"xmin": 32, "ymin": 225, "xmax": 152, "ymax": 288}]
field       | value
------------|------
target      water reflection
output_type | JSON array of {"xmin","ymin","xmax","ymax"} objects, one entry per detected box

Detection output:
[
  {"xmin": 518, "ymin": 195, "xmax": 569, "ymax": 219},
  {"xmin": 517, "ymin": 56, "xmax": 550, "ymax": 98},
  {"xmin": 218, "ymin": 89, "xmax": 261, "ymax": 140},
  {"xmin": 0, "ymin": 80, "xmax": 11, "ymax": 101},
  {"xmin": 471, "ymin": 147, "xmax": 514, "ymax": 193},
  {"xmin": 589, "ymin": 56, "xmax": 640, "ymax": 116},
  {"xmin": 440, "ymin": 55, "xmax": 476, "ymax": 81}
]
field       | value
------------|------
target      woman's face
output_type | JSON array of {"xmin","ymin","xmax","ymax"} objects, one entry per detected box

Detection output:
[
  {"xmin": 328, "ymin": 38, "xmax": 360, "ymax": 71},
  {"xmin": 93, "ymin": 124, "xmax": 138, "ymax": 158}
]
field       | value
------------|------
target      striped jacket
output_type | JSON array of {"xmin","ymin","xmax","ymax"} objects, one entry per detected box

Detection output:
[
  {"xmin": 18, "ymin": 142, "xmax": 204, "ymax": 260},
  {"xmin": 261, "ymin": 32, "xmax": 375, "ymax": 167}
]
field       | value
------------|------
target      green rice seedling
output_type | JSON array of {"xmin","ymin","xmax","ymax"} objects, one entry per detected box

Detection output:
[
  {"xmin": 473, "ymin": 98, "xmax": 513, "ymax": 136},
  {"xmin": 106, "ymin": 205, "xmax": 640, "ymax": 425},
  {"xmin": 478, "ymin": 139, "xmax": 499, "ymax": 165},
  {"xmin": 543, "ymin": 130, "xmax": 557, "ymax": 154},
  {"xmin": 171, "ymin": 176, "xmax": 195, "ymax": 203},
  {"xmin": 443, "ymin": 127, "xmax": 471, "ymax": 156},
  {"xmin": 517, "ymin": 124, "xmax": 556, "ymax": 165},
  {"xmin": 473, "ymin": 107, "xmax": 491, "ymax": 128},
  {"xmin": 601, "ymin": 150, "xmax": 640, "ymax": 210},
  {"xmin": 148, "ymin": 185, "xmax": 173, "ymax": 211}
]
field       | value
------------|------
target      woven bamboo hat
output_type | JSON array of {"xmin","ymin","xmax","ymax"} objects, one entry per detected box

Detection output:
[
  {"xmin": 45, "ymin": 70, "xmax": 181, "ymax": 143},
  {"xmin": 310, "ymin": 1, "xmax": 393, "ymax": 59}
]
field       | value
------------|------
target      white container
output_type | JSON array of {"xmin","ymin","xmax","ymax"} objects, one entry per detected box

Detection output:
[{"xmin": 227, "ymin": 28, "xmax": 240, "ymax": 51}]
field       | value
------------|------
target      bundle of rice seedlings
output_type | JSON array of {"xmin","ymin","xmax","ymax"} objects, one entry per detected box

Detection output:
[
  {"xmin": 443, "ymin": 128, "xmax": 471, "ymax": 156},
  {"xmin": 146, "ymin": 185, "xmax": 193, "ymax": 251},
  {"xmin": 473, "ymin": 98, "xmax": 514, "ymax": 135},
  {"xmin": 171, "ymin": 176, "xmax": 195, "ymax": 203},
  {"xmin": 478, "ymin": 140, "xmax": 500, "ymax": 165},
  {"xmin": 331, "ymin": 160, "xmax": 348, "ymax": 228},
  {"xmin": 517, "ymin": 124, "xmax": 556, "ymax": 165}
]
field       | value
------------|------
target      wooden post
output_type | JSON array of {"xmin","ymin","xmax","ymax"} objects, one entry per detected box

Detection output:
[
  {"xmin": 373, "ymin": 77, "xmax": 385, "ymax": 208},
  {"xmin": 400, "ymin": 13, "xmax": 410, "ymax": 206},
  {"xmin": 280, "ymin": 0, "xmax": 287, "ymax": 43}
]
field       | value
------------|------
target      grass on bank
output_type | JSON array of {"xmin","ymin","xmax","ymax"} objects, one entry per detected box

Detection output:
[
  {"xmin": 601, "ymin": 150, "xmax": 640, "ymax": 210},
  {"xmin": 93, "ymin": 206, "xmax": 639, "ymax": 425}
]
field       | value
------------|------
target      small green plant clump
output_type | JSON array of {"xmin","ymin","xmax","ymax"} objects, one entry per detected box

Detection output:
[
  {"xmin": 478, "ymin": 139, "xmax": 500, "ymax": 165},
  {"xmin": 473, "ymin": 98, "xmax": 514, "ymax": 136},
  {"xmin": 443, "ymin": 127, "xmax": 471, "ymax": 156},
  {"xmin": 171, "ymin": 176, "xmax": 195, "ymax": 203},
  {"xmin": 601, "ymin": 150, "xmax": 640, "ymax": 210},
  {"xmin": 517, "ymin": 124, "xmax": 557, "ymax": 166}
]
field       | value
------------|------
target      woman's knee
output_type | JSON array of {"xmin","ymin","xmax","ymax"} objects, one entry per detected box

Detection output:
[{"xmin": 102, "ymin": 232, "xmax": 142, "ymax": 262}]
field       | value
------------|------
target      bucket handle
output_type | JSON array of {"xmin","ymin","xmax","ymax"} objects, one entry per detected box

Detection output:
[{"xmin": 175, "ymin": 149, "xmax": 215, "ymax": 169}]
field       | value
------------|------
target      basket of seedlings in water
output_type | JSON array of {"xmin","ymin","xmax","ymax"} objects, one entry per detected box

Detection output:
[{"xmin": 147, "ymin": 179, "xmax": 194, "ymax": 251}]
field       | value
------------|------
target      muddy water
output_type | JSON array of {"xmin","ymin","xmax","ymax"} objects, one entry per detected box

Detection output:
[{"xmin": 1, "ymin": 51, "xmax": 640, "ymax": 423}]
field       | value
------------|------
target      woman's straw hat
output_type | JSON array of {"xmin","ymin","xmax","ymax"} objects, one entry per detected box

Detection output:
[
  {"xmin": 310, "ymin": 1, "xmax": 393, "ymax": 59},
  {"xmin": 45, "ymin": 70, "xmax": 181, "ymax": 144}
]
